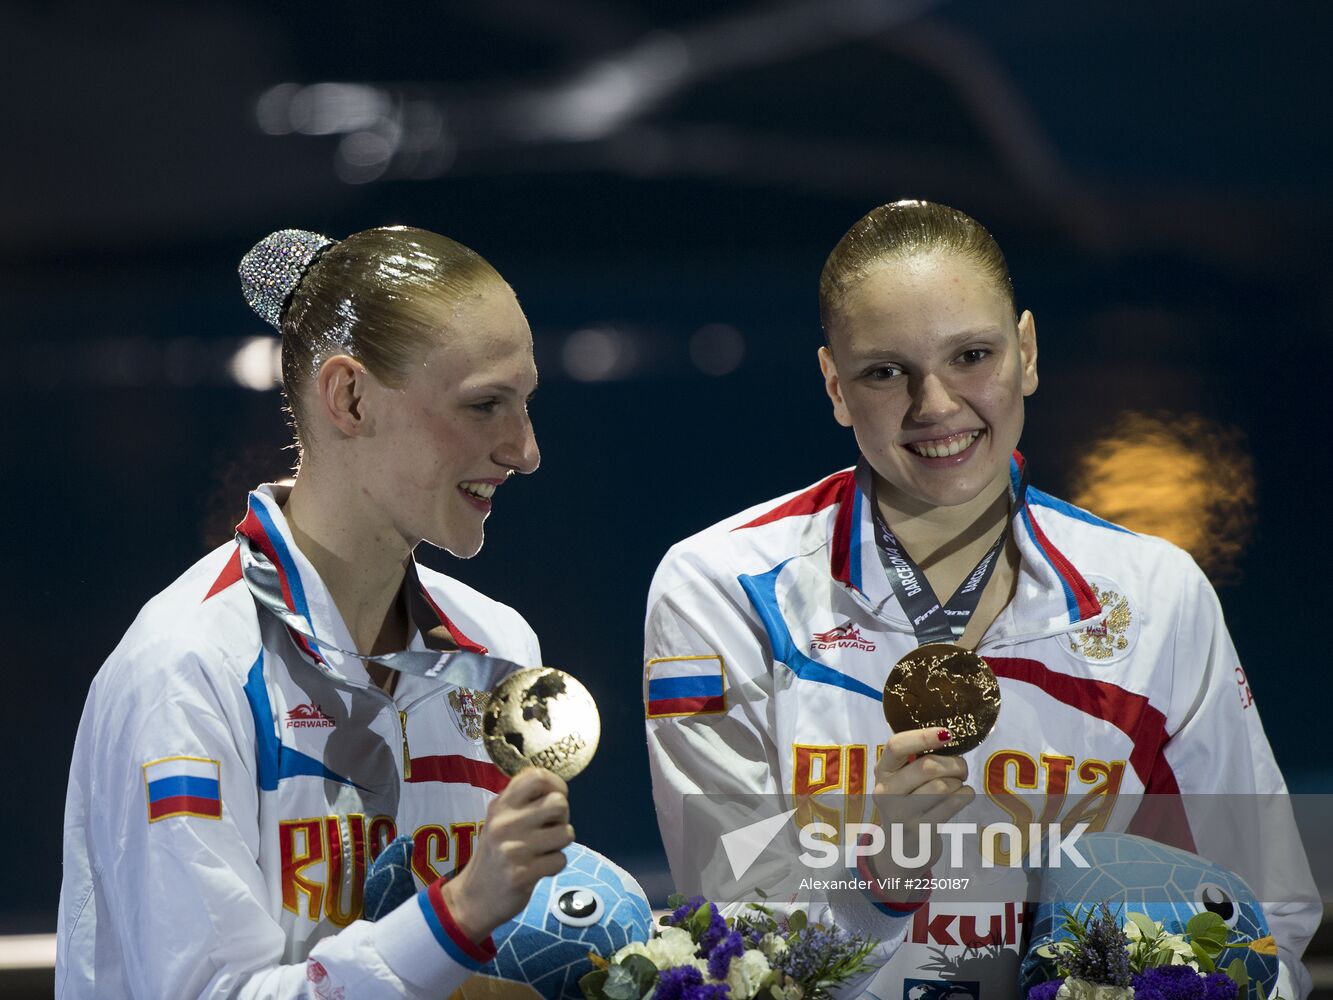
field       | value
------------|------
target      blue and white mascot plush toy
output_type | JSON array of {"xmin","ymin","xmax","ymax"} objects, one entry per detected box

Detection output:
[
  {"xmin": 1020, "ymin": 832, "xmax": 1278, "ymax": 1000},
  {"xmin": 365, "ymin": 837, "xmax": 653, "ymax": 1000}
]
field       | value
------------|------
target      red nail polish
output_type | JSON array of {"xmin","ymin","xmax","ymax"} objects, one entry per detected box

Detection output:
[{"xmin": 938, "ymin": 729, "xmax": 952, "ymax": 743}]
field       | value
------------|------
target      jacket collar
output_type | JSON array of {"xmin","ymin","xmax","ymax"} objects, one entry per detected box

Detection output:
[
  {"xmin": 235, "ymin": 484, "xmax": 486, "ymax": 681},
  {"xmin": 831, "ymin": 452, "xmax": 1103, "ymax": 636}
]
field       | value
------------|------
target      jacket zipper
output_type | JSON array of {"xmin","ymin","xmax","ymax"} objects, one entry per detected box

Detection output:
[{"xmin": 399, "ymin": 710, "xmax": 411, "ymax": 780}]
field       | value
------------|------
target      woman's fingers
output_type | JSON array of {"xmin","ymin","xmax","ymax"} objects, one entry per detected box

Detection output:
[{"xmin": 876, "ymin": 726, "xmax": 957, "ymax": 777}]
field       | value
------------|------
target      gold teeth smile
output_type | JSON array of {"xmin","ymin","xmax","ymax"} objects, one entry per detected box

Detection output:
[
  {"xmin": 460, "ymin": 481, "xmax": 496, "ymax": 499},
  {"xmin": 908, "ymin": 431, "xmax": 981, "ymax": 458}
]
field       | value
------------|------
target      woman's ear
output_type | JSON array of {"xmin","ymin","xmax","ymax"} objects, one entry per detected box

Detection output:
[{"xmin": 314, "ymin": 354, "xmax": 371, "ymax": 438}]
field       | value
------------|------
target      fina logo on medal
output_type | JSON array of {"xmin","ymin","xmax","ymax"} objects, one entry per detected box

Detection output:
[
  {"xmin": 1066, "ymin": 578, "xmax": 1138, "ymax": 664},
  {"xmin": 448, "ymin": 687, "xmax": 491, "ymax": 742}
]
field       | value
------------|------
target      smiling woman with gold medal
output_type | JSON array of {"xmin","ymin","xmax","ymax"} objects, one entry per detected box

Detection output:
[
  {"xmin": 643, "ymin": 201, "xmax": 1318, "ymax": 1000},
  {"xmin": 57, "ymin": 226, "xmax": 577, "ymax": 999}
]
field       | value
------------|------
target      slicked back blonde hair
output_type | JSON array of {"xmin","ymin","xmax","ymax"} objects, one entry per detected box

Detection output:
[
  {"xmin": 819, "ymin": 200, "xmax": 1014, "ymax": 339},
  {"xmin": 281, "ymin": 225, "xmax": 506, "ymax": 447}
]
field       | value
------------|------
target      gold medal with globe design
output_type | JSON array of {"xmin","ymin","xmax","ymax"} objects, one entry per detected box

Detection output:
[
  {"xmin": 482, "ymin": 667, "xmax": 601, "ymax": 780},
  {"xmin": 882, "ymin": 643, "xmax": 1000, "ymax": 755}
]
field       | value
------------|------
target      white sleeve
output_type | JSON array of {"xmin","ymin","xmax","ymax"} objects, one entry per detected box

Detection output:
[
  {"xmin": 1160, "ymin": 555, "xmax": 1320, "ymax": 1000},
  {"xmin": 643, "ymin": 545, "xmax": 912, "ymax": 962},
  {"xmin": 68, "ymin": 640, "xmax": 493, "ymax": 999}
]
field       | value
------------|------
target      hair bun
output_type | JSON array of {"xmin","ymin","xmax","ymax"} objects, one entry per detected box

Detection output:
[{"xmin": 239, "ymin": 229, "xmax": 335, "ymax": 329}]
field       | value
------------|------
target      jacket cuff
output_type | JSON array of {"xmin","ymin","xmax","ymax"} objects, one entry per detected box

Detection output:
[
  {"xmin": 372, "ymin": 878, "xmax": 497, "ymax": 988},
  {"xmin": 853, "ymin": 851, "xmax": 931, "ymax": 918}
]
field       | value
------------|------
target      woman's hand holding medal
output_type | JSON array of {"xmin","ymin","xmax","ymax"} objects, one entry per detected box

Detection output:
[
  {"xmin": 863, "ymin": 726, "xmax": 976, "ymax": 899},
  {"xmin": 441, "ymin": 767, "xmax": 575, "ymax": 943}
]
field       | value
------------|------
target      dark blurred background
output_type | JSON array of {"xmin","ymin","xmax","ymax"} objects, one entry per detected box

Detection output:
[{"xmin": 4, "ymin": 0, "xmax": 1330, "ymax": 991}]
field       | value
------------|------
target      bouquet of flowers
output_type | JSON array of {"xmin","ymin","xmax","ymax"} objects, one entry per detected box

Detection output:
[
  {"xmin": 1028, "ymin": 903, "xmax": 1275, "ymax": 1000},
  {"xmin": 579, "ymin": 895, "xmax": 879, "ymax": 1000}
]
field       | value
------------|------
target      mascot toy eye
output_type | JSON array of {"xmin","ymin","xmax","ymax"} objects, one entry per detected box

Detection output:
[
  {"xmin": 552, "ymin": 888, "xmax": 605, "ymax": 928},
  {"xmin": 1020, "ymin": 833, "xmax": 1278, "ymax": 1000},
  {"xmin": 365, "ymin": 838, "xmax": 653, "ymax": 1000}
]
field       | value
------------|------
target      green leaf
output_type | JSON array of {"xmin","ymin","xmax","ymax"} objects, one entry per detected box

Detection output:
[
  {"xmin": 1189, "ymin": 942, "xmax": 1217, "ymax": 973},
  {"xmin": 580, "ymin": 968, "xmax": 610, "ymax": 1000},
  {"xmin": 688, "ymin": 903, "xmax": 713, "ymax": 939},
  {"xmin": 1187, "ymin": 912, "xmax": 1226, "ymax": 943},
  {"xmin": 1126, "ymin": 913, "xmax": 1160, "ymax": 939},
  {"xmin": 604, "ymin": 964, "xmax": 643, "ymax": 1000},
  {"xmin": 666, "ymin": 893, "xmax": 687, "ymax": 910},
  {"xmin": 1225, "ymin": 958, "xmax": 1249, "ymax": 991},
  {"xmin": 788, "ymin": 910, "xmax": 808, "ymax": 933},
  {"xmin": 621, "ymin": 955, "xmax": 659, "ymax": 992}
]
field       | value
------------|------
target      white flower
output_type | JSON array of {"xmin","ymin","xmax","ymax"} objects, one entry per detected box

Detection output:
[
  {"xmin": 1159, "ymin": 933, "xmax": 1197, "ymax": 968},
  {"xmin": 759, "ymin": 933, "xmax": 789, "ymax": 960},
  {"xmin": 612, "ymin": 926, "xmax": 701, "ymax": 970},
  {"xmin": 647, "ymin": 927, "xmax": 702, "ymax": 969},
  {"xmin": 1055, "ymin": 979, "xmax": 1134, "ymax": 1000},
  {"xmin": 725, "ymin": 949, "xmax": 772, "ymax": 1000}
]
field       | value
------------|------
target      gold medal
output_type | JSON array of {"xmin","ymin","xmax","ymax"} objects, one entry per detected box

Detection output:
[
  {"xmin": 482, "ymin": 667, "xmax": 601, "ymax": 780},
  {"xmin": 882, "ymin": 643, "xmax": 1000, "ymax": 755}
]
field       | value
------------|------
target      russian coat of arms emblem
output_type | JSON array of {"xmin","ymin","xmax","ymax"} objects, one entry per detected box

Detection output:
[
  {"xmin": 448, "ymin": 687, "xmax": 490, "ymax": 742},
  {"xmin": 1068, "ymin": 583, "xmax": 1134, "ymax": 661}
]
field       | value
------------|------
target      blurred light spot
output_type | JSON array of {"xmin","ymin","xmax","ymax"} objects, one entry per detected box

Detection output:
[
  {"xmin": 689, "ymin": 323, "xmax": 745, "ymax": 376},
  {"xmin": 229, "ymin": 336, "xmax": 283, "ymax": 391},
  {"xmin": 522, "ymin": 33, "xmax": 687, "ymax": 142},
  {"xmin": 561, "ymin": 326, "xmax": 635, "ymax": 382},
  {"xmin": 1069, "ymin": 412, "xmax": 1256, "ymax": 583},
  {"xmin": 254, "ymin": 83, "xmax": 301, "ymax": 135},
  {"xmin": 335, "ymin": 131, "xmax": 396, "ymax": 184},
  {"xmin": 631, "ymin": 31, "xmax": 691, "ymax": 85},
  {"xmin": 0, "ymin": 933, "xmax": 55, "ymax": 970},
  {"xmin": 289, "ymin": 83, "xmax": 391, "ymax": 136}
]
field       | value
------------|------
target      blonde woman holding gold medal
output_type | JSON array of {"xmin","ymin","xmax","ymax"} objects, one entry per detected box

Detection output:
[
  {"xmin": 57, "ymin": 226, "xmax": 574, "ymax": 998},
  {"xmin": 643, "ymin": 201, "xmax": 1318, "ymax": 999}
]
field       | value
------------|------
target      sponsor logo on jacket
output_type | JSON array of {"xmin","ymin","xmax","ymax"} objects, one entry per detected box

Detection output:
[
  {"xmin": 810, "ymin": 622, "xmax": 876, "ymax": 652},
  {"xmin": 285, "ymin": 703, "xmax": 336, "ymax": 729}
]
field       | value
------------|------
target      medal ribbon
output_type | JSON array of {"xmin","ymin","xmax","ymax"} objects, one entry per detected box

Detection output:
[
  {"xmin": 870, "ymin": 465, "xmax": 1029, "ymax": 646},
  {"xmin": 236, "ymin": 530, "xmax": 524, "ymax": 690}
]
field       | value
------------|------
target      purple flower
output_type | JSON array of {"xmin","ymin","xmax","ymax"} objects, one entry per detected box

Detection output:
[
  {"xmin": 683, "ymin": 985, "xmax": 731, "ymax": 1000},
  {"xmin": 1131, "ymin": 964, "xmax": 1238, "ymax": 1000},
  {"xmin": 656, "ymin": 966, "xmax": 705, "ymax": 1000},
  {"xmin": 775, "ymin": 923, "xmax": 869, "ymax": 987},
  {"xmin": 708, "ymin": 930, "xmax": 745, "ymax": 980},
  {"xmin": 1028, "ymin": 979, "xmax": 1064, "ymax": 1000},
  {"xmin": 1062, "ymin": 906, "xmax": 1131, "ymax": 988},
  {"xmin": 697, "ymin": 904, "xmax": 729, "ymax": 955},
  {"xmin": 1201, "ymin": 973, "xmax": 1239, "ymax": 1000},
  {"xmin": 667, "ymin": 896, "xmax": 707, "ymax": 927}
]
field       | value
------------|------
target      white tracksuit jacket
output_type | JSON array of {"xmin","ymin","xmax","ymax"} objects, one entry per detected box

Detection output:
[
  {"xmin": 58, "ymin": 484, "xmax": 541, "ymax": 999},
  {"xmin": 644, "ymin": 456, "xmax": 1318, "ymax": 1000}
]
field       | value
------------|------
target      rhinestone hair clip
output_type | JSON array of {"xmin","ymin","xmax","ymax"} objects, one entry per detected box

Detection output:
[{"xmin": 238, "ymin": 229, "xmax": 336, "ymax": 330}]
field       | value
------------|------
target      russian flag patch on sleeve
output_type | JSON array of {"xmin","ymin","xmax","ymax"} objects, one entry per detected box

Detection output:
[
  {"xmin": 143, "ymin": 756, "xmax": 222, "ymax": 823},
  {"xmin": 645, "ymin": 655, "xmax": 727, "ymax": 718}
]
